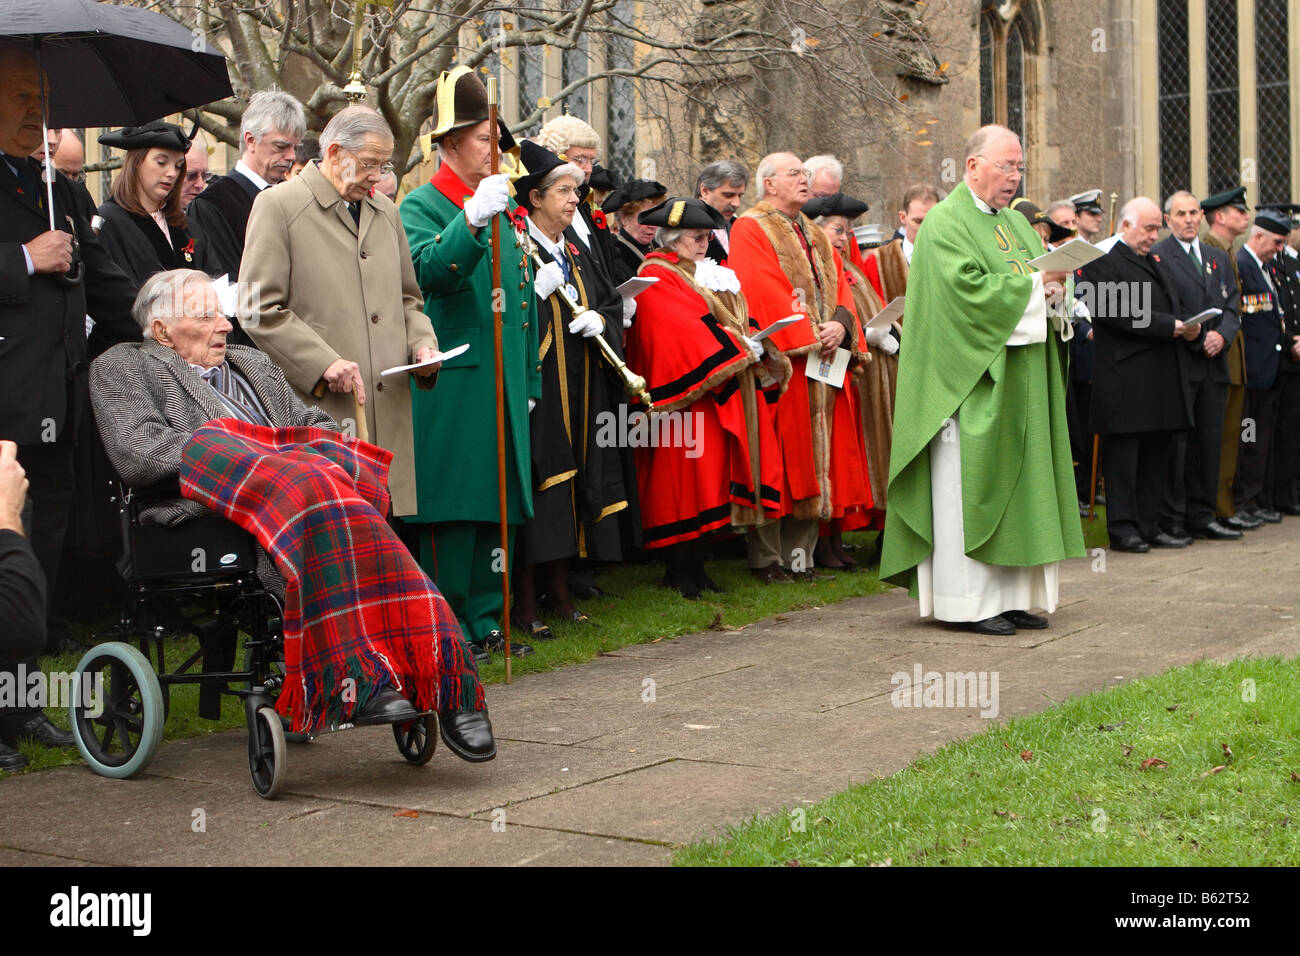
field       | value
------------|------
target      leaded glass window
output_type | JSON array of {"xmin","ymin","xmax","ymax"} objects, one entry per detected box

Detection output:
[
  {"xmin": 979, "ymin": 15, "xmax": 994, "ymax": 128},
  {"xmin": 1006, "ymin": 21, "xmax": 1025, "ymax": 144},
  {"xmin": 1206, "ymin": 0, "xmax": 1241, "ymax": 194},
  {"xmin": 1255, "ymin": 0, "xmax": 1291, "ymax": 203},
  {"xmin": 562, "ymin": 32, "xmax": 590, "ymax": 122},
  {"xmin": 605, "ymin": 0, "xmax": 636, "ymax": 183},
  {"xmin": 1157, "ymin": 0, "xmax": 1191, "ymax": 200}
]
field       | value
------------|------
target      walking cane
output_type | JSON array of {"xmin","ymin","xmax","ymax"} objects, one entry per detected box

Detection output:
[
  {"xmin": 488, "ymin": 78, "xmax": 513, "ymax": 682},
  {"xmin": 1088, "ymin": 433, "xmax": 1099, "ymax": 520}
]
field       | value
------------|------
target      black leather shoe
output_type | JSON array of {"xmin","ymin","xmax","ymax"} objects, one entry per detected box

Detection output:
[
  {"xmin": 1148, "ymin": 531, "xmax": 1191, "ymax": 548},
  {"xmin": 1002, "ymin": 609, "xmax": 1048, "ymax": 629},
  {"xmin": 750, "ymin": 563, "xmax": 792, "ymax": 583},
  {"xmin": 483, "ymin": 630, "xmax": 533, "ymax": 657},
  {"xmin": 1190, "ymin": 520, "xmax": 1243, "ymax": 540},
  {"xmin": 1248, "ymin": 507, "xmax": 1282, "ymax": 523},
  {"xmin": 792, "ymin": 569, "xmax": 836, "ymax": 581},
  {"xmin": 0, "ymin": 741, "xmax": 28, "ymax": 772},
  {"xmin": 1, "ymin": 713, "xmax": 75, "ymax": 748},
  {"xmin": 353, "ymin": 688, "xmax": 420, "ymax": 726},
  {"xmin": 961, "ymin": 615, "xmax": 1016, "ymax": 635},
  {"xmin": 469, "ymin": 642, "xmax": 490, "ymax": 664},
  {"xmin": 1226, "ymin": 512, "xmax": 1263, "ymax": 530},
  {"xmin": 439, "ymin": 709, "xmax": 497, "ymax": 762},
  {"xmin": 1110, "ymin": 535, "xmax": 1150, "ymax": 553}
]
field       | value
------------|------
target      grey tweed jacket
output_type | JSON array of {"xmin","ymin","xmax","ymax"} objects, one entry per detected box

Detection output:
[{"xmin": 90, "ymin": 339, "xmax": 337, "ymax": 526}]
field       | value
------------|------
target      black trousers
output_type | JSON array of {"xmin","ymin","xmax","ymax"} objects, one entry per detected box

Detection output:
[
  {"xmin": 1162, "ymin": 376, "xmax": 1226, "ymax": 531},
  {"xmin": 1233, "ymin": 387, "xmax": 1279, "ymax": 512},
  {"xmin": 1067, "ymin": 378, "xmax": 1096, "ymax": 502},
  {"xmin": 1267, "ymin": 372, "xmax": 1300, "ymax": 510},
  {"xmin": 15, "ymin": 438, "xmax": 75, "ymax": 635},
  {"xmin": 1102, "ymin": 430, "xmax": 1174, "ymax": 541}
]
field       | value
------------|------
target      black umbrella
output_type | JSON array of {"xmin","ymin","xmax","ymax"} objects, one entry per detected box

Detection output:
[{"xmin": 1, "ymin": 0, "xmax": 234, "ymax": 229}]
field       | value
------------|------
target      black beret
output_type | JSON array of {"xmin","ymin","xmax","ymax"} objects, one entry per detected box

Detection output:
[
  {"xmin": 801, "ymin": 192, "xmax": 870, "ymax": 220},
  {"xmin": 638, "ymin": 197, "xmax": 726, "ymax": 230},
  {"xmin": 1254, "ymin": 208, "xmax": 1292, "ymax": 236},
  {"xmin": 98, "ymin": 120, "xmax": 191, "ymax": 153},
  {"xmin": 1200, "ymin": 186, "xmax": 1249, "ymax": 213}
]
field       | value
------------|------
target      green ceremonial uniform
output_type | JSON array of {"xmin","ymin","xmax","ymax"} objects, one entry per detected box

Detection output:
[
  {"xmin": 881, "ymin": 181, "xmax": 1084, "ymax": 595},
  {"xmin": 400, "ymin": 164, "xmax": 542, "ymax": 644}
]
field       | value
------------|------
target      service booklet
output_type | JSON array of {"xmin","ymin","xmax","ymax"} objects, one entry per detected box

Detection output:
[
  {"xmin": 1184, "ymin": 307, "xmax": 1223, "ymax": 327},
  {"xmin": 866, "ymin": 296, "xmax": 905, "ymax": 331},
  {"xmin": 1028, "ymin": 238, "xmax": 1107, "ymax": 272},
  {"xmin": 805, "ymin": 346, "xmax": 851, "ymax": 388},
  {"xmin": 381, "ymin": 343, "xmax": 470, "ymax": 376}
]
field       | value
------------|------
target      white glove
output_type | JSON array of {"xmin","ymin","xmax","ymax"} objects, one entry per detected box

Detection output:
[
  {"xmin": 528, "ymin": 398, "xmax": 537, "ymax": 413},
  {"xmin": 876, "ymin": 334, "xmax": 899, "ymax": 355},
  {"xmin": 534, "ymin": 261, "xmax": 565, "ymax": 300},
  {"xmin": 741, "ymin": 335, "xmax": 764, "ymax": 361},
  {"xmin": 464, "ymin": 173, "xmax": 510, "ymax": 228},
  {"xmin": 862, "ymin": 326, "xmax": 888, "ymax": 347},
  {"xmin": 693, "ymin": 257, "xmax": 741, "ymax": 293},
  {"xmin": 622, "ymin": 296, "xmax": 637, "ymax": 328},
  {"xmin": 568, "ymin": 309, "xmax": 604, "ymax": 338},
  {"xmin": 1071, "ymin": 298, "xmax": 1092, "ymax": 320}
]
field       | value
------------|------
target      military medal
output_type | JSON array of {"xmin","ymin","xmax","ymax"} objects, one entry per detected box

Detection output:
[{"xmin": 182, "ymin": 238, "xmax": 195, "ymax": 263}]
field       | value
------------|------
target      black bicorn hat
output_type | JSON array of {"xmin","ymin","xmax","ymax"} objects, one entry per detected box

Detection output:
[
  {"xmin": 638, "ymin": 197, "xmax": 727, "ymax": 230},
  {"xmin": 429, "ymin": 65, "xmax": 516, "ymax": 151},
  {"xmin": 1011, "ymin": 197, "xmax": 1074, "ymax": 243},
  {"xmin": 513, "ymin": 140, "xmax": 579, "ymax": 211},
  {"xmin": 801, "ymin": 192, "xmax": 870, "ymax": 220},
  {"xmin": 98, "ymin": 119, "xmax": 192, "ymax": 153},
  {"xmin": 588, "ymin": 163, "xmax": 619, "ymax": 193},
  {"xmin": 1254, "ymin": 208, "xmax": 1293, "ymax": 236},
  {"xmin": 602, "ymin": 178, "xmax": 668, "ymax": 213},
  {"xmin": 1200, "ymin": 186, "xmax": 1249, "ymax": 213}
]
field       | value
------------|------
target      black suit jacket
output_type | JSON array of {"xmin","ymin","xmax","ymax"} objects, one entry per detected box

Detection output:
[
  {"xmin": 1269, "ymin": 247, "xmax": 1300, "ymax": 376},
  {"xmin": 1150, "ymin": 235, "xmax": 1240, "ymax": 384},
  {"xmin": 1078, "ymin": 239, "xmax": 1192, "ymax": 435},
  {"xmin": 0, "ymin": 156, "xmax": 138, "ymax": 445},
  {"xmin": 185, "ymin": 169, "xmax": 260, "ymax": 281},
  {"xmin": 1235, "ymin": 247, "xmax": 1285, "ymax": 390}
]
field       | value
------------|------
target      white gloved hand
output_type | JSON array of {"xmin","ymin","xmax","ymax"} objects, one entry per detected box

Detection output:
[
  {"xmin": 1071, "ymin": 298, "xmax": 1092, "ymax": 320},
  {"xmin": 528, "ymin": 398, "xmax": 537, "ymax": 413},
  {"xmin": 741, "ymin": 335, "xmax": 764, "ymax": 361},
  {"xmin": 534, "ymin": 261, "xmax": 565, "ymax": 300},
  {"xmin": 568, "ymin": 309, "xmax": 604, "ymax": 338},
  {"xmin": 463, "ymin": 173, "xmax": 510, "ymax": 228},
  {"xmin": 622, "ymin": 296, "xmax": 637, "ymax": 329},
  {"xmin": 862, "ymin": 325, "xmax": 888, "ymax": 348},
  {"xmin": 876, "ymin": 334, "xmax": 899, "ymax": 355}
]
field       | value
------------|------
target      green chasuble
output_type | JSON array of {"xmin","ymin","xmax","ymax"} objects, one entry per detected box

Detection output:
[{"xmin": 880, "ymin": 181, "xmax": 1084, "ymax": 593}]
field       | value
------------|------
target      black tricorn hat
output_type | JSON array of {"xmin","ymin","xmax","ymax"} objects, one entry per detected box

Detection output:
[
  {"xmin": 603, "ymin": 178, "xmax": 668, "ymax": 213},
  {"xmin": 589, "ymin": 163, "xmax": 619, "ymax": 193},
  {"xmin": 429, "ymin": 65, "xmax": 516, "ymax": 151},
  {"xmin": 514, "ymin": 140, "xmax": 580, "ymax": 211},
  {"xmin": 638, "ymin": 197, "xmax": 727, "ymax": 230},
  {"xmin": 801, "ymin": 192, "xmax": 870, "ymax": 220},
  {"xmin": 98, "ymin": 119, "xmax": 191, "ymax": 153},
  {"xmin": 1011, "ymin": 197, "xmax": 1074, "ymax": 243}
]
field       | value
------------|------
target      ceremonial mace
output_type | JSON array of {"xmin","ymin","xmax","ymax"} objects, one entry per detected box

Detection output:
[
  {"xmin": 488, "ymin": 77, "xmax": 513, "ymax": 681},
  {"xmin": 527, "ymin": 250, "xmax": 656, "ymax": 411}
]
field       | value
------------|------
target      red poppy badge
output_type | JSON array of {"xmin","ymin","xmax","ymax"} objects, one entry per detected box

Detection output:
[{"xmin": 592, "ymin": 209, "xmax": 608, "ymax": 230}]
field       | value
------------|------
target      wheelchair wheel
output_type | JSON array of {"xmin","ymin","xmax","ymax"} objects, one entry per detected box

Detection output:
[
  {"xmin": 393, "ymin": 714, "xmax": 437, "ymax": 766},
  {"xmin": 248, "ymin": 706, "xmax": 286, "ymax": 799},
  {"xmin": 70, "ymin": 642, "xmax": 165, "ymax": 780}
]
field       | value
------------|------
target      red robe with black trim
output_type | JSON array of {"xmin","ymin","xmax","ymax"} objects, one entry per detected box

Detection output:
[
  {"xmin": 727, "ymin": 209, "xmax": 873, "ymax": 522},
  {"xmin": 626, "ymin": 252, "xmax": 784, "ymax": 547}
]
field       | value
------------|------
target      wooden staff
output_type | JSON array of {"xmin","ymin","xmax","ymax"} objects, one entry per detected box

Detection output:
[
  {"xmin": 488, "ymin": 77, "xmax": 512, "ymax": 681},
  {"xmin": 1088, "ymin": 433, "xmax": 1099, "ymax": 520},
  {"xmin": 311, "ymin": 379, "xmax": 368, "ymax": 443}
]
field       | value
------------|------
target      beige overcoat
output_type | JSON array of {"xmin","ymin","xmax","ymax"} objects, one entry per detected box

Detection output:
[{"xmin": 239, "ymin": 161, "xmax": 437, "ymax": 516}]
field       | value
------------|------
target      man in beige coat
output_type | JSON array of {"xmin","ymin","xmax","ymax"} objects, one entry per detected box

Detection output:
[{"xmin": 240, "ymin": 106, "xmax": 438, "ymax": 516}]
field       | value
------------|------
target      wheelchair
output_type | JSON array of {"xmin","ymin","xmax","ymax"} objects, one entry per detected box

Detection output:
[{"xmin": 70, "ymin": 483, "xmax": 438, "ymax": 798}]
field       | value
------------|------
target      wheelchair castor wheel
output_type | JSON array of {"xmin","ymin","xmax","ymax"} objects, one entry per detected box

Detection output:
[
  {"xmin": 71, "ymin": 642, "xmax": 165, "ymax": 780},
  {"xmin": 248, "ymin": 706, "xmax": 286, "ymax": 798},
  {"xmin": 393, "ymin": 714, "xmax": 437, "ymax": 766}
]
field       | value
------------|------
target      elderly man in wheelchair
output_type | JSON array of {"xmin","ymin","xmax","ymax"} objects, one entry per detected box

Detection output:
[{"xmin": 88, "ymin": 269, "xmax": 496, "ymax": 772}]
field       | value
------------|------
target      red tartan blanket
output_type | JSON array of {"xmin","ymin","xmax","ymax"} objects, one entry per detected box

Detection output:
[{"xmin": 179, "ymin": 419, "xmax": 484, "ymax": 733}]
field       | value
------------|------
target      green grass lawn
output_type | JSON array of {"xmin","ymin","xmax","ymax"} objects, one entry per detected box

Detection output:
[
  {"xmin": 675, "ymin": 656, "xmax": 1300, "ymax": 866},
  {"xmin": 3, "ymin": 530, "xmax": 891, "ymax": 777}
]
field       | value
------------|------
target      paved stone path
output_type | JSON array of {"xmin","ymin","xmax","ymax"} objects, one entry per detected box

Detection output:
[{"xmin": 2, "ymin": 522, "xmax": 1297, "ymax": 866}]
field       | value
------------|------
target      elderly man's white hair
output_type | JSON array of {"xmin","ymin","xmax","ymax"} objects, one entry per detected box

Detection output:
[
  {"xmin": 320, "ymin": 105, "xmax": 393, "ymax": 154},
  {"xmin": 1119, "ymin": 196, "xmax": 1159, "ymax": 229},
  {"xmin": 536, "ymin": 115, "xmax": 600, "ymax": 155},
  {"xmin": 132, "ymin": 269, "xmax": 217, "ymax": 339},
  {"xmin": 1163, "ymin": 189, "xmax": 1199, "ymax": 214},
  {"xmin": 805, "ymin": 154, "xmax": 843, "ymax": 184},
  {"xmin": 240, "ymin": 90, "xmax": 307, "ymax": 145},
  {"xmin": 755, "ymin": 152, "xmax": 798, "ymax": 193},
  {"xmin": 963, "ymin": 124, "xmax": 1019, "ymax": 163}
]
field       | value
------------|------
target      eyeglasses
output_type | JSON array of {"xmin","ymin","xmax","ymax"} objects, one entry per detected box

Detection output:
[
  {"xmin": 773, "ymin": 167, "xmax": 812, "ymax": 181},
  {"xmin": 355, "ymin": 158, "xmax": 396, "ymax": 175},
  {"xmin": 566, "ymin": 155, "xmax": 596, "ymax": 168},
  {"xmin": 684, "ymin": 232, "xmax": 711, "ymax": 243},
  {"xmin": 977, "ymin": 156, "xmax": 1026, "ymax": 176},
  {"xmin": 184, "ymin": 170, "xmax": 214, "ymax": 184}
]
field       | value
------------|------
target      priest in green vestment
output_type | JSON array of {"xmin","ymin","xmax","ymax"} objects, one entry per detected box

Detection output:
[{"xmin": 880, "ymin": 125, "xmax": 1085, "ymax": 636}]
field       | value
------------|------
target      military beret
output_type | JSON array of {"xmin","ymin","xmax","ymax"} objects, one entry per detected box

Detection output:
[
  {"xmin": 1200, "ymin": 186, "xmax": 1249, "ymax": 213},
  {"xmin": 801, "ymin": 192, "xmax": 870, "ymax": 220},
  {"xmin": 638, "ymin": 197, "xmax": 726, "ymax": 230},
  {"xmin": 1254, "ymin": 208, "xmax": 1292, "ymax": 236},
  {"xmin": 98, "ymin": 120, "xmax": 192, "ymax": 153}
]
